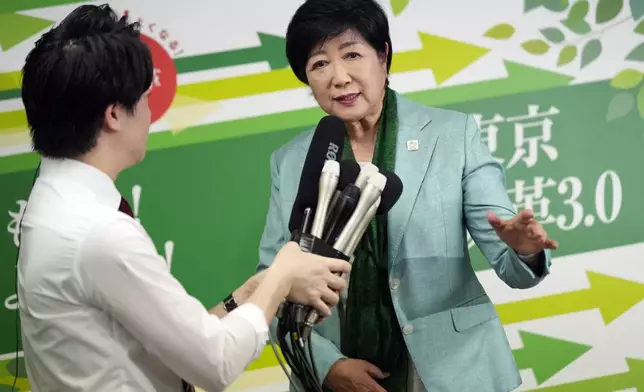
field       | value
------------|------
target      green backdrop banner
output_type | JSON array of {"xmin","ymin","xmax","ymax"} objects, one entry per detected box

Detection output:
[{"xmin": 1, "ymin": 0, "xmax": 644, "ymax": 391}]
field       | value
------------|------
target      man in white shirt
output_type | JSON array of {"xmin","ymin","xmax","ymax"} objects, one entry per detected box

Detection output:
[{"xmin": 16, "ymin": 4, "xmax": 351, "ymax": 392}]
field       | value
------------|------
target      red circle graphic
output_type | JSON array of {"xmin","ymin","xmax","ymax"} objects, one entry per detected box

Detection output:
[{"xmin": 140, "ymin": 34, "xmax": 177, "ymax": 124}]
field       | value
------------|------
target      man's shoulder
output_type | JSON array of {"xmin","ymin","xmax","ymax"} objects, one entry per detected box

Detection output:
[{"xmin": 81, "ymin": 214, "xmax": 154, "ymax": 257}]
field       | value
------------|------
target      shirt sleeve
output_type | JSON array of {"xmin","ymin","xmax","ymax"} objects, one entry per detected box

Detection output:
[{"xmin": 77, "ymin": 216, "xmax": 268, "ymax": 392}]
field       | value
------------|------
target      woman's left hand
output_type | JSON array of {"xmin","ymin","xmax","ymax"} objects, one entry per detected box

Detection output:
[{"xmin": 487, "ymin": 209, "xmax": 559, "ymax": 255}]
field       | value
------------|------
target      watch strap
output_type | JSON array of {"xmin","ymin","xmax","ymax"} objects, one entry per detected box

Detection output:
[{"xmin": 223, "ymin": 293, "xmax": 238, "ymax": 313}]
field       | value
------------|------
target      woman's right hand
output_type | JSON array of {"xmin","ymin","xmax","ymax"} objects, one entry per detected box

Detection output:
[
  {"xmin": 272, "ymin": 242, "xmax": 351, "ymax": 316},
  {"xmin": 325, "ymin": 359, "xmax": 388, "ymax": 392}
]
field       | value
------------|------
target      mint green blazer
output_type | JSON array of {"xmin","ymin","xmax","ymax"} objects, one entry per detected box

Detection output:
[{"xmin": 255, "ymin": 92, "xmax": 551, "ymax": 391}]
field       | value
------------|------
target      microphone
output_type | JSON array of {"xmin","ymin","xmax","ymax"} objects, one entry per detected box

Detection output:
[
  {"xmin": 310, "ymin": 160, "xmax": 340, "ymax": 238},
  {"xmin": 300, "ymin": 173, "xmax": 387, "ymax": 332},
  {"xmin": 301, "ymin": 171, "xmax": 403, "ymax": 337},
  {"xmin": 376, "ymin": 171, "xmax": 403, "ymax": 215},
  {"xmin": 333, "ymin": 173, "xmax": 387, "ymax": 255},
  {"xmin": 288, "ymin": 115, "xmax": 346, "ymax": 235},
  {"xmin": 323, "ymin": 160, "xmax": 376, "ymax": 241},
  {"xmin": 345, "ymin": 197, "xmax": 381, "ymax": 257},
  {"xmin": 322, "ymin": 183, "xmax": 361, "ymax": 243},
  {"xmin": 325, "ymin": 160, "xmax": 361, "ymax": 223},
  {"xmin": 345, "ymin": 170, "xmax": 404, "ymax": 256},
  {"xmin": 338, "ymin": 160, "xmax": 362, "ymax": 189},
  {"xmin": 354, "ymin": 163, "xmax": 379, "ymax": 190},
  {"xmin": 277, "ymin": 116, "xmax": 351, "ymax": 392}
]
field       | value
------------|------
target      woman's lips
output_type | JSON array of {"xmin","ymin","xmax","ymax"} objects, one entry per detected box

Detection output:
[{"xmin": 334, "ymin": 93, "xmax": 360, "ymax": 105}]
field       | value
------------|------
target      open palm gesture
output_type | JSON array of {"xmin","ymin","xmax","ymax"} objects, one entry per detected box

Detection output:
[{"xmin": 487, "ymin": 209, "xmax": 558, "ymax": 255}]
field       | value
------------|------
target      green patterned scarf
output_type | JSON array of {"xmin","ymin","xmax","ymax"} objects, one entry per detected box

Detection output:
[{"xmin": 340, "ymin": 87, "xmax": 408, "ymax": 392}]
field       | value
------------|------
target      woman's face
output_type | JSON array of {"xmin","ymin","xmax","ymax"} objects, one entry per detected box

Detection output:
[{"xmin": 305, "ymin": 30, "xmax": 388, "ymax": 123}]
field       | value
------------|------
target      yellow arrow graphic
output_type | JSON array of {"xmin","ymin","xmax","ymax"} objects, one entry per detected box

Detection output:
[
  {"xmin": 390, "ymin": 32, "xmax": 489, "ymax": 83},
  {"xmin": 174, "ymin": 32, "xmax": 489, "ymax": 104},
  {"xmin": 496, "ymin": 271, "xmax": 644, "ymax": 325},
  {"xmin": 0, "ymin": 32, "xmax": 490, "ymax": 143},
  {"xmin": 0, "ymin": 71, "xmax": 21, "ymax": 91},
  {"xmin": 175, "ymin": 68, "xmax": 302, "ymax": 104}
]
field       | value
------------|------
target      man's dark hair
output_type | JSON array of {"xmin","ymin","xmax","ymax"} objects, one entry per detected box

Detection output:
[
  {"xmin": 285, "ymin": 0, "xmax": 393, "ymax": 85},
  {"xmin": 21, "ymin": 4, "xmax": 153, "ymax": 158}
]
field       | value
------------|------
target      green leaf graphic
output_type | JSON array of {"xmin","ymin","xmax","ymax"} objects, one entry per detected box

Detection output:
[
  {"xmin": 635, "ymin": 19, "xmax": 644, "ymax": 34},
  {"xmin": 606, "ymin": 92, "xmax": 634, "ymax": 121},
  {"xmin": 581, "ymin": 39, "xmax": 602, "ymax": 68},
  {"xmin": 557, "ymin": 45, "xmax": 578, "ymax": 65},
  {"xmin": 484, "ymin": 23, "xmax": 515, "ymax": 39},
  {"xmin": 568, "ymin": 0, "xmax": 590, "ymax": 20},
  {"xmin": 626, "ymin": 42, "xmax": 644, "ymax": 61},
  {"xmin": 521, "ymin": 39, "xmax": 550, "ymax": 54},
  {"xmin": 561, "ymin": 0, "xmax": 591, "ymax": 33},
  {"xmin": 540, "ymin": 27, "xmax": 566, "ymax": 43},
  {"xmin": 390, "ymin": 0, "xmax": 410, "ymax": 16},
  {"xmin": 544, "ymin": 0, "xmax": 570, "ymax": 11},
  {"xmin": 525, "ymin": 0, "xmax": 543, "ymax": 12},
  {"xmin": 562, "ymin": 18, "xmax": 592, "ymax": 34},
  {"xmin": 631, "ymin": 0, "xmax": 644, "ymax": 20},
  {"xmin": 596, "ymin": 0, "xmax": 623, "ymax": 24},
  {"xmin": 525, "ymin": 0, "xmax": 569, "ymax": 12},
  {"xmin": 611, "ymin": 69, "xmax": 643, "ymax": 89},
  {"xmin": 637, "ymin": 85, "xmax": 644, "ymax": 119}
]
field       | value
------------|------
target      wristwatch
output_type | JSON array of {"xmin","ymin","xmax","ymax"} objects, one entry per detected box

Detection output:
[{"xmin": 223, "ymin": 293, "xmax": 238, "ymax": 313}]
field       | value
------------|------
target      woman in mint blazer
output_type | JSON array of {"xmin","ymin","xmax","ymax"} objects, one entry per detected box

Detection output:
[{"xmin": 255, "ymin": 1, "xmax": 558, "ymax": 391}]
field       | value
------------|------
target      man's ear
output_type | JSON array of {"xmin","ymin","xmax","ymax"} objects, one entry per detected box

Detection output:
[{"xmin": 103, "ymin": 103, "xmax": 122, "ymax": 133}]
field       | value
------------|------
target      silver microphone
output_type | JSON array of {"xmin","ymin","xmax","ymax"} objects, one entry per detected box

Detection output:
[
  {"xmin": 310, "ymin": 160, "xmax": 340, "ymax": 238},
  {"xmin": 345, "ymin": 196, "xmax": 381, "ymax": 257},
  {"xmin": 354, "ymin": 163, "xmax": 379, "ymax": 190},
  {"xmin": 338, "ymin": 198, "xmax": 380, "ymax": 302},
  {"xmin": 333, "ymin": 173, "xmax": 387, "ymax": 255}
]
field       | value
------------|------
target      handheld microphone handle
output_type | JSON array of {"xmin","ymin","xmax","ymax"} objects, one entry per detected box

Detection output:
[
  {"xmin": 294, "ymin": 233, "xmax": 350, "ymax": 340},
  {"xmin": 345, "ymin": 197, "xmax": 381, "ymax": 257},
  {"xmin": 311, "ymin": 168, "xmax": 339, "ymax": 238},
  {"xmin": 333, "ymin": 182, "xmax": 383, "ymax": 254}
]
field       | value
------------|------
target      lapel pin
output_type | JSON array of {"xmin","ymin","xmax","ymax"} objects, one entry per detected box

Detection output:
[{"xmin": 406, "ymin": 140, "xmax": 419, "ymax": 151}]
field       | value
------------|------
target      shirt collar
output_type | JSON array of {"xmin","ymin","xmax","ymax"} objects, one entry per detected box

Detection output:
[{"xmin": 39, "ymin": 156, "xmax": 122, "ymax": 210}]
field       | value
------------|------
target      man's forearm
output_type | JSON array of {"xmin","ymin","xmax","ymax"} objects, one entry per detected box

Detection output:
[
  {"xmin": 209, "ymin": 268, "xmax": 292, "ymax": 324},
  {"xmin": 244, "ymin": 267, "xmax": 292, "ymax": 324},
  {"xmin": 209, "ymin": 271, "xmax": 266, "ymax": 318}
]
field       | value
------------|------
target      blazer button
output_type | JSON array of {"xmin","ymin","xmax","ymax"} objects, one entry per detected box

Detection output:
[
  {"xmin": 403, "ymin": 325, "xmax": 414, "ymax": 335},
  {"xmin": 390, "ymin": 279, "xmax": 400, "ymax": 290}
]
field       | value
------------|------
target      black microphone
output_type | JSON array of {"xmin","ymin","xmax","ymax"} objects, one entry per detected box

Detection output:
[
  {"xmin": 325, "ymin": 160, "xmax": 361, "ymax": 224},
  {"xmin": 322, "ymin": 183, "xmax": 361, "ymax": 243},
  {"xmin": 288, "ymin": 115, "xmax": 346, "ymax": 236},
  {"xmin": 377, "ymin": 171, "xmax": 404, "ymax": 215},
  {"xmin": 337, "ymin": 160, "xmax": 361, "ymax": 189}
]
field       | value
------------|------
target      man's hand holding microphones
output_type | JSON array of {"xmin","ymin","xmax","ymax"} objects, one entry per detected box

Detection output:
[{"xmin": 256, "ymin": 242, "xmax": 351, "ymax": 317}]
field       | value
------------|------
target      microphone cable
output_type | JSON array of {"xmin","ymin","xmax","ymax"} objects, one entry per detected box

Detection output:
[
  {"xmin": 276, "ymin": 299, "xmax": 324, "ymax": 392},
  {"xmin": 267, "ymin": 333, "xmax": 301, "ymax": 391}
]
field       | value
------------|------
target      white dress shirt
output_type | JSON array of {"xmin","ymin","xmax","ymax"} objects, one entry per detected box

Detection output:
[{"xmin": 17, "ymin": 157, "xmax": 268, "ymax": 392}]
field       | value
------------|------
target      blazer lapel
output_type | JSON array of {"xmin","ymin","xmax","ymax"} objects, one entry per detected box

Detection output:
[{"xmin": 387, "ymin": 94, "xmax": 439, "ymax": 267}]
